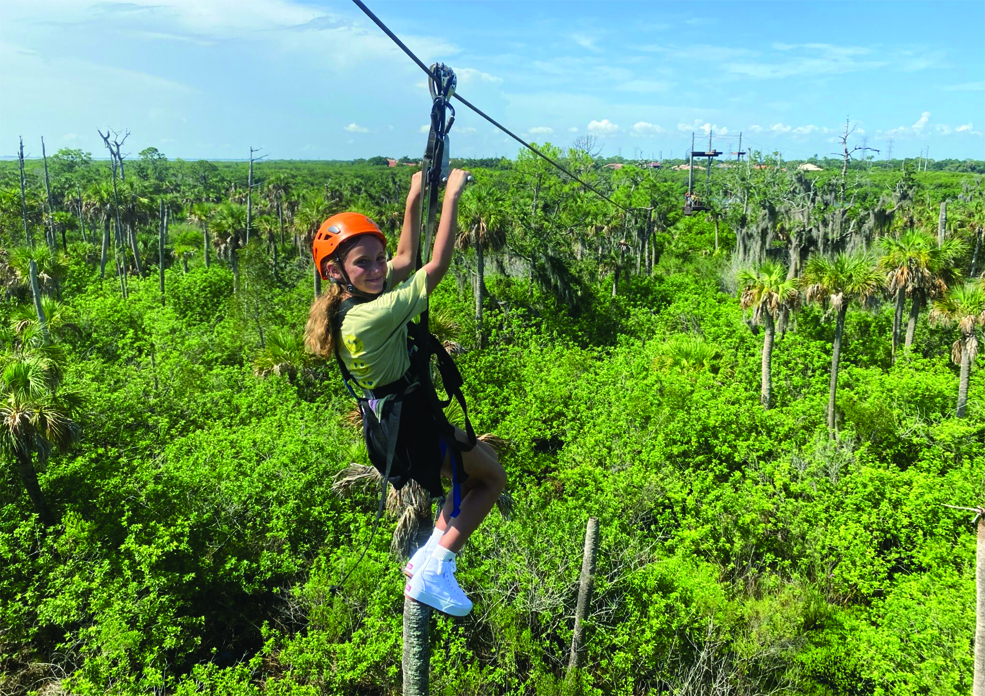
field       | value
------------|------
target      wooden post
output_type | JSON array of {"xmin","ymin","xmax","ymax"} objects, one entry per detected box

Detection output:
[
  {"xmin": 403, "ymin": 524, "xmax": 432, "ymax": 696},
  {"xmin": 29, "ymin": 260, "xmax": 50, "ymax": 344},
  {"xmin": 687, "ymin": 133, "xmax": 694, "ymax": 194},
  {"xmin": 313, "ymin": 263, "xmax": 322, "ymax": 299},
  {"xmin": 566, "ymin": 517, "xmax": 600, "ymax": 691},
  {"xmin": 938, "ymin": 201, "xmax": 947, "ymax": 248},
  {"xmin": 18, "ymin": 136, "xmax": 32, "ymax": 248}
]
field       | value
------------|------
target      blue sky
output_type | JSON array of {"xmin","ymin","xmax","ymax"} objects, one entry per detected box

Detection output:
[{"xmin": 1, "ymin": 0, "xmax": 983, "ymax": 162}]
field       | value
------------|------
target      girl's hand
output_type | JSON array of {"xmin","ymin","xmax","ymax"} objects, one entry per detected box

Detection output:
[
  {"xmin": 445, "ymin": 169, "xmax": 471, "ymax": 200},
  {"xmin": 407, "ymin": 171, "xmax": 423, "ymax": 202}
]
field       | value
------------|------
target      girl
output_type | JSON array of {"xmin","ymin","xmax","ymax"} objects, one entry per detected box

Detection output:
[{"xmin": 304, "ymin": 169, "xmax": 506, "ymax": 617}]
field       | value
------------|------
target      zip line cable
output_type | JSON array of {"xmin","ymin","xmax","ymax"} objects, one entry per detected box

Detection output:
[{"xmin": 350, "ymin": 0, "xmax": 631, "ymax": 215}]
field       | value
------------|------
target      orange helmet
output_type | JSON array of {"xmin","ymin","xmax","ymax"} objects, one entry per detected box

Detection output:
[{"xmin": 312, "ymin": 212, "xmax": 386, "ymax": 280}]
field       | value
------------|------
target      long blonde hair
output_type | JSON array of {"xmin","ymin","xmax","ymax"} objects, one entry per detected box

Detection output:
[{"xmin": 304, "ymin": 240, "xmax": 360, "ymax": 358}]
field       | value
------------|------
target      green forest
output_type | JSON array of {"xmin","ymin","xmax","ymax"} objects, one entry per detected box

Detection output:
[{"xmin": 1, "ymin": 141, "xmax": 985, "ymax": 695}]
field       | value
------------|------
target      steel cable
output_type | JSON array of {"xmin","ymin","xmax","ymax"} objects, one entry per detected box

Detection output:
[{"xmin": 351, "ymin": 0, "xmax": 631, "ymax": 214}]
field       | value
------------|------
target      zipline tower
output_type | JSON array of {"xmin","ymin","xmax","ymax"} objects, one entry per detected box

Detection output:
[{"xmin": 684, "ymin": 130, "xmax": 745, "ymax": 216}]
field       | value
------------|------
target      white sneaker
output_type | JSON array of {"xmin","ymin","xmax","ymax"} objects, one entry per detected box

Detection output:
[
  {"xmin": 404, "ymin": 557, "xmax": 473, "ymax": 617},
  {"xmin": 403, "ymin": 541, "xmax": 432, "ymax": 578}
]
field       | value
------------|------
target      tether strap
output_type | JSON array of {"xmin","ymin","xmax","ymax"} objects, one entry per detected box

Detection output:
[{"xmin": 333, "ymin": 397, "xmax": 402, "ymax": 592}]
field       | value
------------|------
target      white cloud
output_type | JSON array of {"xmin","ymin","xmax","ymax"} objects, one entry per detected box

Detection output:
[
  {"xmin": 568, "ymin": 127, "xmax": 579, "ymax": 133},
  {"xmin": 617, "ymin": 79, "xmax": 672, "ymax": 93},
  {"xmin": 677, "ymin": 119, "xmax": 720, "ymax": 135},
  {"xmin": 420, "ymin": 125, "xmax": 430, "ymax": 134},
  {"xmin": 588, "ymin": 119, "xmax": 620, "ymax": 135},
  {"xmin": 956, "ymin": 123, "xmax": 982, "ymax": 135},
  {"xmin": 748, "ymin": 124, "xmax": 763, "ymax": 133},
  {"xmin": 528, "ymin": 126, "xmax": 554, "ymax": 135},
  {"xmin": 457, "ymin": 127, "xmax": 477, "ymax": 135},
  {"xmin": 942, "ymin": 81, "xmax": 985, "ymax": 92},
  {"xmin": 632, "ymin": 121, "xmax": 664, "ymax": 136},
  {"xmin": 934, "ymin": 124, "xmax": 952, "ymax": 135},
  {"xmin": 456, "ymin": 67, "xmax": 503, "ymax": 85},
  {"xmin": 726, "ymin": 42, "xmax": 887, "ymax": 79},
  {"xmin": 792, "ymin": 125, "xmax": 818, "ymax": 135},
  {"xmin": 344, "ymin": 122, "xmax": 368, "ymax": 133},
  {"xmin": 570, "ymin": 33, "xmax": 602, "ymax": 53},
  {"xmin": 912, "ymin": 111, "xmax": 930, "ymax": 132},
  {"xmin": 770, "ymin": 123, "xmax": 792, "ymax": 134}
]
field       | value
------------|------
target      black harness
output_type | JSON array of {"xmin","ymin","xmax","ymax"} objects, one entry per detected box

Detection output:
[{"xmin": 333, "ymin": 296, "xmax": 476, "ymax": 513}]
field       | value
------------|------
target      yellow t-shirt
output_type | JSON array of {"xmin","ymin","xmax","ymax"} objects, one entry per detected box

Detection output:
[{"xmin": 337, "ymin": 263, "xmax": 429, "ymax": 390}]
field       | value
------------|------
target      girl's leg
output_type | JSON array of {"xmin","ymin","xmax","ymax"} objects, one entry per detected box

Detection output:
[{"xmin": 435, "ymin": 431, "xmax": 505, "ymax": 553}]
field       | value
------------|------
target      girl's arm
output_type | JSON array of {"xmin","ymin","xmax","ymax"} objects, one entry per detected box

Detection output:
[
  {"xmin": 390, "ymin": 171, "xmax": 423, "ymax": 285},
  {"xmin": 423, "ymin": 169, "xmax": 470, "ymax": 294}
]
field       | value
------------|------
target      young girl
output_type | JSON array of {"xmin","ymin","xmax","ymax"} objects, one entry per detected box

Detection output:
[{"xmin": 304, "ymin": 169, "xmax": 506, "ymax": 617}]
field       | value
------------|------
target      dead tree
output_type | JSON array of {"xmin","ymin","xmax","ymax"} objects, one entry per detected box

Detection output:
[
  {"xmin": 41, "ymin": 137, "xmax": 59, "ymax": 250},
  {"xmin": 18, "ymin": 136, "xmax": 32, "ymax": 248},
  {"xmin": 943, "ymin": 504, "xmax": 985, "ymax": 696},
  {"xmin": 831, "ymin": 117, "xmax": 878, "ymax": 204},
  {"xmin": 566, "ymin": 517, "xmax": 600, "ymax": 693},
  {"xmin": 98, "ymin": 129, "xmax": 143, "ymax": 276}
]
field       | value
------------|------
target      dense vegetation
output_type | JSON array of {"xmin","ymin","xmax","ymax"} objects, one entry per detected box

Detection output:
[{"xmin": 1, "ymin": 142, "xmax": 984, "ymax": 695}]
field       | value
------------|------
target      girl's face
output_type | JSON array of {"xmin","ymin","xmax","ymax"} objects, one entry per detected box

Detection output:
[{"xmin": 338, "ymin": 235, "xmax": 387, "ymax": 295}]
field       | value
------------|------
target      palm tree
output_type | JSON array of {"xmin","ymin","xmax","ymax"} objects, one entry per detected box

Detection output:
[
  {"xmin": 930, "ymin": 282, "xmax": 985, "ymax": 418},
  {"xmin": 880, "ymin": 230, "xmax": 935, "ymax": 358},
  {"xmin": 457, "ymin": 184, "xmax": 507, "ymax": 347},
  {"xmin": 188, "ymin": 203, "xmax": 215, "ymax": 268},
  {"xmin": 7, "ymin": 246, "xmax": 68, "ymax": 299},
  {"xmin": 738, "ymin": 261, "xmax": 799, "ymax": 408},
  {"xmin": 802, "ymin": 252, "xmax": 883, "ymax": 435},
  {"xmin": 0, "ymin": 346, "xmax": 82, "ymax": 527}
]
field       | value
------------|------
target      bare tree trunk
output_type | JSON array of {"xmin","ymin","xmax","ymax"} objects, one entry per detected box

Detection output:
[
  {"xmin": 905, "ymin": 292, "xmax": 921, "ymax": 351},
  {"xmin": 762, "ymin": 311, "xmax": 775, "ymax": 408},
  {"xmin": 403, "ymin": 522, "xmax": 432, "ymax": 696},
  {"xmin": 958, "ymin": 335, "xmax": 973, "ymax": 418},
  {"xmin": 247, "ymin": 155, "xmax": 254, "ymax": 245},
  {"xmin": 159, "ymin": 200, "xmax": 167, "ymax": 305},
  {"xmin": 975, "ymin": 515, "xmax": 985, "ymax": 696},
  {"xmin": 29, "ymin": 260, "xmax": 50, "ymax": 344},
  {"xmin": 566, "ymin": 517, "xmax": 600, "ymax": 693},
  {"xmin": 77, "ymin": 187, "xmax": 88, "ymax": 244},
  {"xmin": 828, "ymin": 306, "xmax": 847, "ymax": 436},
  {"xmin": 18, "ymin": 136, "xmax": 32, "ymax": 248},
  {"xmin": 474, "ymin": 235, "xmax": 485, "ymax": 348},
  {"xmin": 938, "ymin": 201, "xmax": 947, "ymax": 247},
  {"xmin": 892, "ymin": 287, "xmax": 906, "ymax": 361},
  {"xmin": 278, "ymin": 200, "xmax": 285, "ymax": 247},
  {"xmin": 203, "ymin": 222, "xmax": 211, "ymax": 269},
  {"xmin": 41, "ymin": 137, "xmax": 58, "ymax": 251},
  {"xmin": 15, "ymin": 450, "xmax": 55, "ymax": 528},
  {"xmin": 972, "ymin": 228, "xmax": 983, "ymax": 279},
  {"xmin": 100, "ymin": 218, "xmax": 109, "ymax": 278}
]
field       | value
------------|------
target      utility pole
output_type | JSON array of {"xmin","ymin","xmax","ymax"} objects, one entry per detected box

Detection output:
[
  {"xmin": 688, "ymin": 132, "xmax": 695, "ymax": 193},
  {"xmin": 705, "ymin": 130, "xmax": 713, "ymax": 194},
  {"xmin": 247, "ymin": 146, "xmax": 266, "ymax": 245},
  {"xmin": 737, "ymin": 132, "xmax": 743, "ymax": 163},
  {"xmin": 886, "ymin": 138, "xmax": 895, "ymax": 162}
]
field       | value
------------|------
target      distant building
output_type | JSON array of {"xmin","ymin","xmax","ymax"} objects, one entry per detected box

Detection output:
[
  {"xmin": 387, "ymin": 158, "xmax": 398, "ymax": 167},
  {"xmin": 604, "ymin": 163, "xmax": 624, "ymax": 170},
  {"xmin": 646, "ymin": 161, "xmax": 662, "ymax": 169},
  {"xmin": 797, "ymin": 163, "xmax": 823, "ymax": 171}
]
